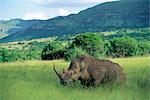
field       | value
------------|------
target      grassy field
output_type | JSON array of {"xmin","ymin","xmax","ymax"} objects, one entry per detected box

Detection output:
[{"xmin": 0, "ymin": 57, "xmax": 149, "ymax": 100}]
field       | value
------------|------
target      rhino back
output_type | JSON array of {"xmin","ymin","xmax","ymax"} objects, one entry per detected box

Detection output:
[{"xmin": 80, "ymin": 57, "xmax": 125, "ymax": 83}]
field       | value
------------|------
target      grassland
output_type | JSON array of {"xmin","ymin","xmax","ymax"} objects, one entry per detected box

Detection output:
[
  {"xmin": 0, "ymin": 37, "xmax": 55, "ymax": 50},
  {"xmin": 0, "ymin": 57, "xmax": 149, "ymax": 100}
]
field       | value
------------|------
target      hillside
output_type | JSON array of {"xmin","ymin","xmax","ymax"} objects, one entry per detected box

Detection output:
[
  {"xmin": 1, "ymin": 28, "xmax": 149, "ymax": 50},
  {"xmin": 0, "ymin": 19, "xmax": 40, "ymax": 39},
  {"xmin": 0, "ymin": 0, "xmax": 149, "ymax": 42}
]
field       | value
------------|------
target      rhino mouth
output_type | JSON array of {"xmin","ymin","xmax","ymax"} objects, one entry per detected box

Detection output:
[
  {"xmin": 53, "ymin": 65, "xmax": 75, "ymax": 85},
  {"xmin": 60, "ymin": 81, "xmax": 67, "ymax": 85},
  {"xmin": 61, "ymin": 80, "xmax": 73, "ymax": 85}
]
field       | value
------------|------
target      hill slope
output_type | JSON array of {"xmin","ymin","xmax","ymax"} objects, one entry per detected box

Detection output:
[
  {"xmin": 0, "ymin": 19, "xmax": 40, "ymax": 39},
  {"xmin": 0, "ymin": 0, "xmax": 149, "ymax": 42}
]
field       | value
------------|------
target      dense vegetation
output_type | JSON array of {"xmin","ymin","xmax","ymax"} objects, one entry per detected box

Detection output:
[
  {"xmin": 107, "ymin": 37, "xmax": 138, "ymax": 57},
  {"xmin": 0, "ymin": 41, "xmax": 48, "ymax": 62},
  {"xmin": 0, "ymin": 28, "xmax": 150, "ymax": 62},
  {"xmin": 105, "ymin": 28, "xmax": 150, "ymax": 41},
  {"xmin": 41, "ymin": 41, "xmax": 66, "ymax": 60},
  {"xmin": 41, "ymin": 34, "xmax": 150, "ymax": 61},
  {"xmin": 0, "ymin": 0, "xmax": 149, "ymax": 42},
  {"xmin": 72, "ymin": 33, "xmax": 106, "ymax": 58}
]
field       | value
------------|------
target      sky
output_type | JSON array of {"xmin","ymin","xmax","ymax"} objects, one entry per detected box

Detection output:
[{"xmin": 0, "ymin": 0, "xmax": 117, "ymax": 20}]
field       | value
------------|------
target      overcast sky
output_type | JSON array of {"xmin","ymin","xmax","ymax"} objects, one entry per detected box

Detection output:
[{"xmin": 0, "ymin": 0, "xmax": 118, "ymax": 20}]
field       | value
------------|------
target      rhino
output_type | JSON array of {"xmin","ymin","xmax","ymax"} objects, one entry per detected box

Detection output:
[{"xmin": 54, "ymin": 55, "xmax": 126, "ymax": 86}]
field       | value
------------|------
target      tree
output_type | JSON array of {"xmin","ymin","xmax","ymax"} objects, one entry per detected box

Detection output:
[
  {"xmin": 64, "ymin": 45, "xmax": 89, "ymax": 61},
  {"xmin": 108, "ymin": 36, "xmax": 138, "ymax": 57},
  {"xmin": 72, "ymin": 33, "xmax": 106, "ymax": 58},
  {"xmin": 41, "ymin": 41, "xmax": 66, "ymax": 60},
  {"xmin": 137, "ymin": 41, "xmax": 150, "ymax": 56},
  {"xmin": 0, "ymin": 48, "xmax": 9, "ymax": 62},
  {"xmin": 0, "ymin": 48, "xmax": 21, "ymax": 62}
]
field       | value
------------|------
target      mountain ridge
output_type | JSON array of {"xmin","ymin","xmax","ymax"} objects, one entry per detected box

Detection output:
[{"xmin": 0, "ymin": 0, "xmax": 149, "ymax": 43}]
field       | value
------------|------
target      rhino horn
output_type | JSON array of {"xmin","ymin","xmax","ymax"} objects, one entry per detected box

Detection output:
[{"xmin": 53, "ymin": 64, "xmax": 62, "ymax": 80}]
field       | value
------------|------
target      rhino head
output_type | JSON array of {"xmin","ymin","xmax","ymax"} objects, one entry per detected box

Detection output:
[{"xmin": 54, "ymin": 66, "xmax": 81, "ymax": 85}]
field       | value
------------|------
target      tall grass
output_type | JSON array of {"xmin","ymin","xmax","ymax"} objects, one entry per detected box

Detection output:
[{"xmin": 0, "ymin": 57, "xmax": 149, "ymax": 100}]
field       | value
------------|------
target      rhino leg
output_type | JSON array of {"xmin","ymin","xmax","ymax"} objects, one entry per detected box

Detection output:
[
  {"xmin": 80, "ymin": 80, "xmax": 90, "ymax": 86},
  {"xmin": 80, "ymin": 78, "xmax": 95, "ymax": 87},
  {"xmin": 94, "ymin": 79, "xmax": 103, "ymax": 86},
  {"xmin": 93, "ymin": 73, "xmax": 105, "ymax": 86},
  {"xmin": 80, "ymin": 79, "xmax": 86, "ymax": 86}
]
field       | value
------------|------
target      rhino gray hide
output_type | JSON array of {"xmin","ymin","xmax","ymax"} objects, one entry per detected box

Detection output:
[{"xmin": 54, "ymin": 55, "xmax": 126, "ymax": 86}]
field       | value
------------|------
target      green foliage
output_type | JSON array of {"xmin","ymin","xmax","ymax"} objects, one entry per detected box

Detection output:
[
  {"xmin": 1, "ymin": 31, "xmax": 150, "ymax": 62},
  {"xmin": 0, "ymin": 48, "xmax": 21, "ymax": 62},
  {"xmin": 41, "ymin": 41, "xmax": 66, "ymax": 60},
  {"xmin": 108, "ymin": 36, "xmax": 138, "ymax": 57},
  {"xmin": 0, "ymin": 48, "xmax": 9, "ymax": 62},
  {"xmin": 64, "ymin": 45, "xmax": 89, "ymax": 61},
  {"xmin": 0, "ymin": 41, "xmax": 49, "ymax": 62},
  {"xmin": 22, "ymin": 41, "xmax": 48, "ymax": 60},
  {"xmin": 106, "ymin": 28, "xmax": 150, "ymax": 41},
  {"xmin": 137, "ymin": 41, "xmax": 150, "ymax": 56},
  {"xmin": 25, "ymin": 50, "xmax": 42, "ymax": 60},
  {"xmin": 72, "ymin": 33, "xmax": 106, "ymax": 58}
]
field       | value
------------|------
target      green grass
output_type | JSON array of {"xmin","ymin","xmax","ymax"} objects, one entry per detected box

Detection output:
[{"xmin": 0, "ymin": 57, "xmax": 150, "ymax": 100}]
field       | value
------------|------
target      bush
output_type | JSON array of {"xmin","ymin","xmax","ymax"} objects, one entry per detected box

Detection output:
[
  {"xmin": 0, "ymin": 48, "xmax": 22, "ymax": 62},
  {"xmin": 41, "ymin": 41, "xmax": 66, "ymax": 60},
  {"xmin": 108, "ymin": 36, "xmax": 138, "ymax": 57},
  {"xmin": 137, "ymin": 41, "xmax": 150, "ymax": 56},
  {"xmin": 25, "ymin": 50, "xmax": 42, "ymax": 60},
  {"xmin": 0, "ymin": 48, "xmax": 9, "ymax": 62},
  {"xmin": 64, "ymin": 45, "xmax": 89, "ymax": 61},
  {"xmin": 72, "ymin": 33, "xmax": 106, "ymax": 58}
]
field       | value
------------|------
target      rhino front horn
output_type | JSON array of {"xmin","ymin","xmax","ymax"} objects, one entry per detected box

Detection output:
[{"xmin": 53, "ymin": 64, "xmax": 62, "ymax": 80}]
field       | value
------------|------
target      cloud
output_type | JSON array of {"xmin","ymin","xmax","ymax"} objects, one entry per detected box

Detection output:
[
  {"xmin": 58, "ymin": 9, "xmax": 70, "ymax": 16},
  {"xmin": 23, "ymin": 11, "xmax": 49, "ymax": 20},
  {"xmin": 22, "ymin": 0, "xmax": 118, "ymax": 20},
  {"xmin": 31, "ymin": 0, "xmax": 118, "ymax": 7}
]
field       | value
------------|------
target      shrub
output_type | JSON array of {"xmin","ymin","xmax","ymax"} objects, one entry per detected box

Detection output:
[
  {"xmin": 108, "ymin": 36, "xmax": 138, "ymax": 57},
  {"xmin": 64, "ymin": 45, "xmax": 89, "ymax": 61},
  {"xmin": 0, "ymin": 48, "xmax": 21, "ymax": 62},
  {"xmin": 41, "ymin": 41, "xmax": 66, "ymax": 60},
  {"xmin": 137, "ymin": 41, "xmax": 150, "ymax": 56},
  {"xmin": 72, "ymin": 33, "xmax": 106, "ymax": 58}
]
